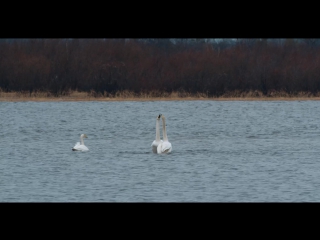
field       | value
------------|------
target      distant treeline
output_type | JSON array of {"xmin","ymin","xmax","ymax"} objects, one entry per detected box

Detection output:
[{"xmin": 1, "ymin": 38, "xmax": 320, "ymax": 97}]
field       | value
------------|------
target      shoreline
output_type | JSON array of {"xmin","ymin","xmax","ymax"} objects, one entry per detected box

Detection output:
[
  {"xmin": 2, "ymin": 96, "xmax": 320, "ymax": 102},
  {"xmin": 2, "ymin": 90, "xmax": 320, "ymax": 102}
]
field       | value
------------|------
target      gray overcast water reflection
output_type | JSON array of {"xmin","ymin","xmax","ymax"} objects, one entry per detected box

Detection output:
[{"xmin": 1, "ymin": 100, "xmax": 320, "ymax": 202}]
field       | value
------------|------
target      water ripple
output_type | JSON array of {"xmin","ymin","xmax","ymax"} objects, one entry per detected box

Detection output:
[{"xmin": 1, "ymin": 101, "xmax": 320, "ymax": 202}]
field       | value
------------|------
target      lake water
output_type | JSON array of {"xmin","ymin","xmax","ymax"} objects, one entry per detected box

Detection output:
[{"xmin": 1, "ymin": 100, "xmax": 320, "ymax": 202}]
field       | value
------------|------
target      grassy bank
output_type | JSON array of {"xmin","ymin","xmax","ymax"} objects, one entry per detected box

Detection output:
[{"xmin": 1, "ymin": 90, "xmax": 320, "ymax": 101}]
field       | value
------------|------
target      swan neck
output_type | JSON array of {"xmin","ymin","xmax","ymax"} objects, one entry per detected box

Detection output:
[
  {"xmin": 162, "ymin": 117, "xmax": 168, "ymax": 141},
  {"xmin": 156, "ymin": 118, "xmax": 160, "ymax": 141},
  {"xmin": 80, "ymin": 136, "xmax": 84, "ymax": 145}
]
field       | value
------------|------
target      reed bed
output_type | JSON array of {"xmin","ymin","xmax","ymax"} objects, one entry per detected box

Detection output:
[{"xmin": 1, "ymin": 89, "xmax": 320, "ymax": 101}]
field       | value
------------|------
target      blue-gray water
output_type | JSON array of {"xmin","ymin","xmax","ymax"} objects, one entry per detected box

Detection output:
[{"xmin": 1, "ymin": 100, "xmax": 320, "ymax": 202}]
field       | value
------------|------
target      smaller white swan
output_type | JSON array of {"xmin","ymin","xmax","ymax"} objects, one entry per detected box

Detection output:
[
  {"xmin": 157, "ymin": 115, "xmax": 172, "ymax": 154},
  {"xmin": 72, "ymin": 134, "xmax": 89, "ymax": 151},
  {"xmin": 151, "ymin": 114, "xmax": 163, "ymax": 153}
]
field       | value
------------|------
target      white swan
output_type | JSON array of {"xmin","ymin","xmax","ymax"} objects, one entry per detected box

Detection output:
[
  {"xmin": 157, "ymin": 115, "xmax": 172, "ymax": 154},
  {"xmin": 72, "ymin": 134, "xmax": 89, "ymax": 151},
  {"xmin": 151, "ymin": 114, "xmax": 163, "ymax": 153}
]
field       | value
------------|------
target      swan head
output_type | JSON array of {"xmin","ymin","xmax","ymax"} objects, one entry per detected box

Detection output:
[
  {"xmin": 157, "ymin": 114, "xmax": 162, "ymax": 119},
  {"xmin": 81, "ymin": 134, "xmax": 88, "ymax": 138}
]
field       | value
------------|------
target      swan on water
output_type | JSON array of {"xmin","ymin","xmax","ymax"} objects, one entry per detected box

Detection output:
[
  {"xmin": 151, "ymin": 114, "xmax": 163, "ymax": 153},
  {"xmin": 72, "ymin": 134, "xmax": 89, "ymax": 151},
  {"xmin": 157, "ymin": 115, "xmax": 172, "ymax": 154}
]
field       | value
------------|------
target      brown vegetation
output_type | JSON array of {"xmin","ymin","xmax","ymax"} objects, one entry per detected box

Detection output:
[{"xmin": 1, "ymin": 39, "xmax": 320, "ymax": 100}]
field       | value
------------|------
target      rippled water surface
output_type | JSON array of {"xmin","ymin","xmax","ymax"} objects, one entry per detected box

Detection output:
[{"xmin": 1, "ymin": 100, "xmax": 320, "ymax": 202}]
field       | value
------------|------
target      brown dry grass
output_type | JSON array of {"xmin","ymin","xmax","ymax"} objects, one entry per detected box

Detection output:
[{"xmin": 1, "ymin": 89, "xmax": 320, "ymax": 102}]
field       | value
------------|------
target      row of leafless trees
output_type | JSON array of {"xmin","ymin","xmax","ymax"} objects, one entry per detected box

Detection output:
[{"xmin": 0, "ymin": 38, "xmax": 320, "ymax": 96}]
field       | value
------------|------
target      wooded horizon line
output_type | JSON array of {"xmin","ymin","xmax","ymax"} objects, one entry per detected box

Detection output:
[{"xmin": 0, "ymin": 38, "xmax": 319, "ymax": 97}]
